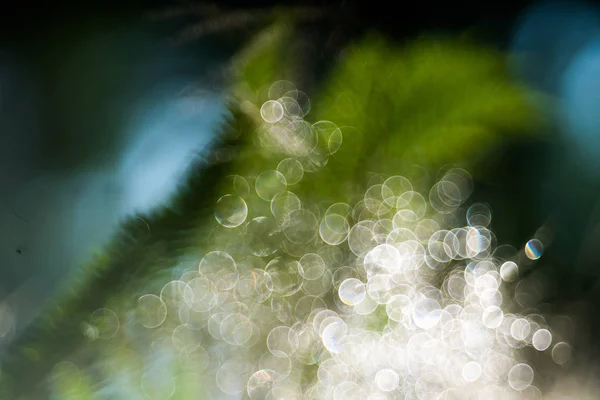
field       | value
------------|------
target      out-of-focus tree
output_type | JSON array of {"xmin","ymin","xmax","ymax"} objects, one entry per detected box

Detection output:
[{"xmin": 0, "ymin": 9, "xmax": 539, "ymax": 399}]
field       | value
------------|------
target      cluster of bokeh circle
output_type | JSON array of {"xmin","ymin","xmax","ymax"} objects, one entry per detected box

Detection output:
[{"xmin": 53, "ymin": 81, "xmax": 570, "ymax": 400}]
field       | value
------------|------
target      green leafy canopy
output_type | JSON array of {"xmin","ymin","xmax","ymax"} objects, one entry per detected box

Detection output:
[{"xmin": 0, "ymin": 20, "xmax": 539, "ymax": 399}]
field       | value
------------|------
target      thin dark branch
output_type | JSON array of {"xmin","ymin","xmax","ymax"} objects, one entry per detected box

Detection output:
[
  {"xmin": 144, "ymin": 3, "xmax": 222, "ymax": 21},
  {"xmin": 151, "ymin": 4, "xmax": 329, "ymax": 45},
  {"xmin": 12, "ymin": 210, "xmax": 29, "ymax": 223},
  {"xmin": 173, "ymin": 9, "xmax": 273, "ymax": 44}
]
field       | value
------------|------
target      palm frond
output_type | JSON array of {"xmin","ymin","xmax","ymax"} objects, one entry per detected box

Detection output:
[{"xmin": 0, "ymin": 16, "xmax": 541, "ymax": 399}]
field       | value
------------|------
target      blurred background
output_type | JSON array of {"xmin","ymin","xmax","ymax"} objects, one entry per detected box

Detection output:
[
  {"xmin": 4, "ymin": 0, "xmax": 600, "ymax": 396},
  {"xmin": 0, "ymin": 0, "xmax": 237, "ymax": 331}
]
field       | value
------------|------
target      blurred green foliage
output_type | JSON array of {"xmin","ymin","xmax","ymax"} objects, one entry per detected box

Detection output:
[{"xmin": 0, "ymin": 18, "xmax": 539, "ymax": 399}]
